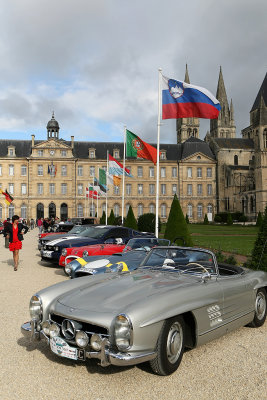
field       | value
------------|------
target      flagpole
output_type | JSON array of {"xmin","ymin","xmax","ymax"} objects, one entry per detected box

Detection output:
[
  {"xmin": 106, "ymin": 151, "xmax": 109, "ymax": 225},
  {"xmin": 122, "ymin": 125, "xmax": 126, "ymax": 224},
  {"xmin": 155, "ymin": 68, "xmax": 162, "ymax": 238}
]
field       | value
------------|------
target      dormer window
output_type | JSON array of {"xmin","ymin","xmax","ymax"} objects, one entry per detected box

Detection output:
[
  {"xmin": 113, "ymin": 149, "xmax": 120, "ymax": 159},
  {"xmin": 89, "ymin": 148, "xmax": 96, "ymax": 159},
  {"xmin": 61, "ymin": 150, "xmax": 67, "ymax": 157},
  {"xmin": 160, "ymin": 151, "xmax": 166, "ymax": 160},
  {"xmin": 38, "ymin": 150, "xmax": 44, "ymax": 157},
  {"xmin": 8, "ymin": 146, "xmax": 15, "ymax": 157}
]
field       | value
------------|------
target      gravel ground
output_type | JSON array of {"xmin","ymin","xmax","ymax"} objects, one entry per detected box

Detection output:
[{"xmin": 0, "ymin": 229, "xmax": 266, "ymax": 400}]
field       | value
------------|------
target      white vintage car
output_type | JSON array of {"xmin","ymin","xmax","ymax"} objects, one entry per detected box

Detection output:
[{"xmin": 21, "ymin": 246, "xmax": 267, "ymax": 375}]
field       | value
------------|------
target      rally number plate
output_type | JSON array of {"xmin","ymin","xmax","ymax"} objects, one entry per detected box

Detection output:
[
  {"xmin": 50, "ymin": 336, "xmax": 78, "ymax": 360},
  {"xmin": 42, "ymin": 250, "xmax": 53, "ymax": 258}
]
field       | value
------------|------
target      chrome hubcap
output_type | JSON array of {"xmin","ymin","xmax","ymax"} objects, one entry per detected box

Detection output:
[
  {"xmin": 256, "ymin": 292, "xmax": 266, "ymax": 320},
  {"xmin": 166, "ymin": 321, "xmax": 183, "ymax": 364}
]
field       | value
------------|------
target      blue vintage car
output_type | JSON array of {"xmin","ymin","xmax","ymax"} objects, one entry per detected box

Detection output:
[
  {"xmin": 65, "ymin": 237, "xmax": 170, "ymax": 278},
  {"xmin": 40, "ymin": 226, "xmax": 155, "ymax": 263}
]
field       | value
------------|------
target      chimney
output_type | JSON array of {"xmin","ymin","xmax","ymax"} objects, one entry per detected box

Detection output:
[
  {"xmin": 71, "ymin": 136, "xmax": 74, "ymax": 148},
  {"xmin": 31, "ymin": 134, "xmax": 35, "ymax": 147}
]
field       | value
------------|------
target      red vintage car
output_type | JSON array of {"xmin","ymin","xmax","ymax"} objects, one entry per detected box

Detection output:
[{"xmin": 59, "ymin": 242, "xmax": 126, "ymax": 267}]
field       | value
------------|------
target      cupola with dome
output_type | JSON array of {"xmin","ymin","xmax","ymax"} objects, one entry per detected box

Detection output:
[{"xmin": 47, "ymin": 112, "xmax": 60, "ymax": 140}]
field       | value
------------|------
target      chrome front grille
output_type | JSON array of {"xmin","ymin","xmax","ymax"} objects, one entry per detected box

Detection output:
[{"xmin": 49, "ymin": 314, "xmax": 109, "ymax": 344}]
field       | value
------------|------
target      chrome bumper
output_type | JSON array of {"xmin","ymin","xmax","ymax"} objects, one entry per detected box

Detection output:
[{"xmin": 21, "ymin": 321, "xmax": 156, "ymax": 367}]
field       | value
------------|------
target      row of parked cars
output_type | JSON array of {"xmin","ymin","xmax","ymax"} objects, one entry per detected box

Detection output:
[{"xmin": 20, "ymin": 223, "xmax": 267, "ymax": 376}]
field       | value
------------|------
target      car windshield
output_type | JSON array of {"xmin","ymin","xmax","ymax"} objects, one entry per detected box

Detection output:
[
  {"xmin": 68, "ymin": 225, "xmax": 88, "ymax": 234},
  {"xmin": 79, "ymin": 226, "xmax": 111, "ymax": 238},
  {"xmin": 141, "ymin": 247, "xmax": 216, "ymax": 274},
  {"xmin": 124, "ymin": 238, "xmax": 170, "ymax": 251}
]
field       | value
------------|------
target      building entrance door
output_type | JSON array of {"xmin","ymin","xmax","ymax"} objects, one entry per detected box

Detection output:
[
  {"xmin": 49, "ymin": 203, "xmax": 56, "ymax": 219},
  {"xmin": 60, "ymin": 203, "xmax": 68, "ymax": 221},
  {"xmin": 37, "ymin": 203, "xmax": 44, "ymax": 219}
]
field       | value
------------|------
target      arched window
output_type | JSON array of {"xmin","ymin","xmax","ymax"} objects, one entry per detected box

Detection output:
[
  {"xmin": 187, "ymin": 204, "xmax": 193, "ymax": 218},
  {"xmin": 90, "ymin": 203, "xmax": 96, "ymax": 217},
  {"xmin": 234, "ymin": 155, "xmax": 238, "ymax": 166},
  {"xmin": 0, "ymin": 204, "xmax": 2, "ymax": 219},
  {"xmin": 149, "ymin": 203, "xmax": 155, "ymax": 214},
  {"xmin": 161, "ymin": 204, "xmax": 167, "ymax": 218},
  {"xmin": 114, "ymin": 203, "xmax": 120, "ymax": 217},
  {"xmin": 77, "ymin": 204, "xmax": 83, "ymax": 217},
  {"xmin": 21, "ymin": 203, "xmax": 27, "ymax": 219},
  {"xmin": 8, "ymin": 204, "xmax": 15, "ymax": 219},
  {"xmin": 263, "ymin": 129, "xmax": 267, "ymax": 148},
  {"xmin": 48, "ymin": 202, "xmax": 56, "ymax": 219},
  {"xmin": 197, "ymin": 204, "xmax": 203, "ymax": 219},
  {"xmin": 207, "ymin": 204, "xmax": 213, "ymax": 214},
  {"xmin": 137, "ymin": 203, "xmax": 143, "ymax": 217},
  {"xmin": 102, "ymin": 203, "xmax": 106, "ymax": 214}
]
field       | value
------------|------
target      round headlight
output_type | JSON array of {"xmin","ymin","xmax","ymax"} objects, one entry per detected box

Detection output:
[
  {"xmin": 42, "ymin": 321, "xmax": 51, "ymax": 336},
  {"xmin": 75, "ymin": 331, "xmax": 89, "ymax": 348},
  {"xmin": 29, "ymin": 295, "xmax": 43, "ymax": 320},
  {"xmin": 54, "ymin": 246, "xmax": 59, "ymax": 252},
  {"xmin": 114, "ymin": 314, "xmax": 132, "ymax": 351},
  {"xmin": 43, "ymin": 245, "xmax": 47, "ymax": 250},
  {"xmin": 90, "ymin": 334, "xmax": 102, "ymax": 351},
  {"xmin": 49, "ymin": 323, "xmax": 60, "ymax": 338},
  {"xmin": 61, "ymin": 248, "xmax": 67, "ymax": 256},
  {"xmin": 83, "ymin": 251, "xmax": 89, "ymax": 257}
]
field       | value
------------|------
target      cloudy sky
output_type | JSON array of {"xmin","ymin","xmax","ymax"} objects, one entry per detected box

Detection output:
[{"xmin": 0, "ymin": 0, "xmax": 266, "ymax": 144}]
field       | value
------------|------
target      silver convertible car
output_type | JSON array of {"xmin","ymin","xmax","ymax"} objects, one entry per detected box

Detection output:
[{"xmin": 21, "ymin": 246, "xmax": 267, "ymax": 376}]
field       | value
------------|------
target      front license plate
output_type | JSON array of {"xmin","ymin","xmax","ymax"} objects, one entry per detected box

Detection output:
[
  {"xmin": 50, "ymin": 336, "xmax": 78, "ymax": 360},
  {"xmin": 42, "ymin": 250, "xmax": 53, "ymax": 258}
]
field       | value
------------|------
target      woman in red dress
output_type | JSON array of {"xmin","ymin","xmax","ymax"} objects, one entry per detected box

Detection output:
[{"xmin": 4, "ymin": 215, "xmax": 28, "ymax": 271}]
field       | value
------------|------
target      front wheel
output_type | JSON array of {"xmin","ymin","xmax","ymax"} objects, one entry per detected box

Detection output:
[
  {"xmin": 150, "ymin": 316, "xmax": 185, "ymax": 376},
  {"xmin": 248, "ymin": 288, "xmax": 266, "ymax": 327}
]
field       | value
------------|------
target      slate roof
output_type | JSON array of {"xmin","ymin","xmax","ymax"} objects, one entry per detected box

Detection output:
[
  {"xmin": 180, "ymin": 137, "xmax": 215, "ymax": 160},
  {"xmin": 212, "ymin": 138, "xmax": 254, "ymax": 150}
]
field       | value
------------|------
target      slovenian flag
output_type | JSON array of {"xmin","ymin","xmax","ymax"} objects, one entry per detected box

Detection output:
[
  {"xmin": 162, "ymin": 75, "xmax": 221, "ymax": 120},
  {"xmin": 126, "ymin": 129, "xmax": 159, "ymax": 165},
  {"xmin": 108, "ymin": 154, "xmax": 132, "ymax": 177}
]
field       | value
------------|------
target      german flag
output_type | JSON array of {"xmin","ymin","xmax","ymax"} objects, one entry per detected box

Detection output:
[{"xmin": 0, "ymin": 189, "xmax": 14, "ymax": 205}]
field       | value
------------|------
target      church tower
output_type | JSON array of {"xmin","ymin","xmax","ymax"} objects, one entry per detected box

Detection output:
[
  {"xmin": 209, "ymin": 67, "xmax": 236, "ymax": 139},
  {"xmin": 176, "ymin": 65, "xmax": 200, "ymax": 143},
  {"xmin": 47, "ymin": 112, "xmax": 60, "ymax": 140}
]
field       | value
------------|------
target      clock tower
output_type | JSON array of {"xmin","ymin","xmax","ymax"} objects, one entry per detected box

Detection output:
[{"xmin": 47, "ymin": 112, "xmax": 60, "ymax": 140}]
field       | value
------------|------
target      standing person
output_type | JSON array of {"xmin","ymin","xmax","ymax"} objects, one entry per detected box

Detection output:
[
  {"xmin": 37, "ymin": 218, "xmax": 43, "ymax": 233},
  {"xmin": 4, "ymin": 215, "xmax": 29, "ymax": 271}
]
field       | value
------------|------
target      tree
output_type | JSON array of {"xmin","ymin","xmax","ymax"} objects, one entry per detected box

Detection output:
[
  {"xmin": 204, "ymin": 214, "xmax": 209, "ymax": 225},
  {"xmin": 249, "ymin": 205, "xmax": 267, "ymax": 272},
  {"xmin": 164, "ymin": 194, "xmax": 193, "ymax": 246},
  {"xmin": 100, "ymin": 210, "xmax": 106, "ymax": 224},
  {"xmin": 256, "ymin": 211, "xmax": 263, "ymax": 227},
  {"xmin": 185, "ymin": 214, "xmax": 189, "ymax": 224},
  {"xmin": 124, "ymin": 205, "xmax": 138, "ymax": 230},
  {"xmin": 226, "ymin": 213, "xmax": 233, "ymax": 225},
  {"xmin": 107, "ymin": 209, "xmax": 116, "ymax": 225},
  {"xmin": 138, "ymin": 213, "xmax": 161, "ymax": 233}
]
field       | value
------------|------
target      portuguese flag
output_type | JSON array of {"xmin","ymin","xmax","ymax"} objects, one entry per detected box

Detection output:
[{"xmin": 126, "ymin": 129, "xmax": 159, "ymax": 165}]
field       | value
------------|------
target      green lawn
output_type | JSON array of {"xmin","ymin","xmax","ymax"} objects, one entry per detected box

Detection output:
[{"xmin": 161, "ymin": 224, "xmax": 258, "ymax": 256}]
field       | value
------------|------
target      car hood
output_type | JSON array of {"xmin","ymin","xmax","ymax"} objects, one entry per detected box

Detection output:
[
  {"xmin": 47, "ymin": 237, "xmax": 99, "ymax": 247},
  {"xmin": 55, "ymin": 269, "xmax": 199, "ymax": 316}
]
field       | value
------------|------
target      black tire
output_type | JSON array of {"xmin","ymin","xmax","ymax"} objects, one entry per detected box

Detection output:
[
  {"xmin": 150, "ymin": 316, "xmax": 185, "ymax": 376},
  {"xmin": 248, "ymin": 288, "xmax": 266, "ymax": 327}
]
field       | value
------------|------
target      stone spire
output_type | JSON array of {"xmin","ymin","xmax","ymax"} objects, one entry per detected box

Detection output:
[
  {"xmin": 210, "ymin": 67, "xmax": 236, "ymax": 139},
  {"xmin": 184, "ymin": 64, "xmax": 190, "ymax": 84},
  {"xmin": 176, "ymin": 65, "xmax": 199, "ymax": 143}
]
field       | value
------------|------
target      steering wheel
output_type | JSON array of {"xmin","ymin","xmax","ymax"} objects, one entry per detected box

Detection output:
[{"xmin": 186, "ymin": 262, "xmax": 209, "ymax": 274}]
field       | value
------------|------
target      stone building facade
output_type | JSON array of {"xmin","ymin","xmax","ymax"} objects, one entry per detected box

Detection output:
[{"xmin": 0, "ymin": 68, "xmax": 266, "ymax": 223}]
